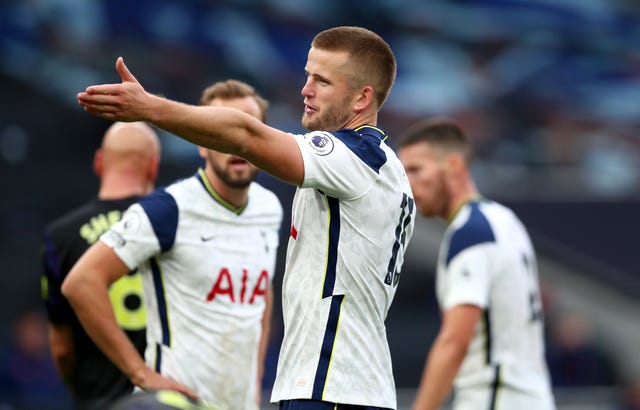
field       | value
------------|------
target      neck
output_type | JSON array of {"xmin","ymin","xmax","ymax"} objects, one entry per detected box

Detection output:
[
  {"xmin": 98, "ymin": 175, "xmax": 151, "ymax": 200},
  {"xmin": 343, "ymin": 111, "xmax": 377, "ymax": 130},
  {"xmin": 202, "ymin": 168, "xmax": 249, "ymax": 209},
  {"xmin": 446, "ymin": 179, "xmax": 479, "ymax": 222}
]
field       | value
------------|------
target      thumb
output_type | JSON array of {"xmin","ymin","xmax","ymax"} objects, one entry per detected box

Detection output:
[{"xmin": 116, "ymin": 56, "xmax": 138, "ymax": 83}]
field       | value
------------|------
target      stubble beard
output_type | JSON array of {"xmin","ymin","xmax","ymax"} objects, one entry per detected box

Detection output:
[
  {"xmin": 302, "ymin": 99, "xmax": 353, "ymax": 132},
  {"xmin": 212, "ymin": 163, "xmax": 258, "ymax": 189}
]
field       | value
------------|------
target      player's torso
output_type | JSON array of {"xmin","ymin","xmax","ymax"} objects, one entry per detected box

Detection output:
[
  {"xmin": 273, "ymin": 128, "xmax": 415, "ymax": 407},
  {"xmin": 138, "ymin": 176, "xmax": 281, "ymax": 407},
  {"xmin": 437, "ymin": 200, "xmax": 550, "ymax": 393}
]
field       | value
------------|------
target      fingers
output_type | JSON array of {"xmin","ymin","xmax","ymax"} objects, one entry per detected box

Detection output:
[
  {"xmin": 137, "ymin": 369, "xmax": 200, "ymax": 402},
  {"xmin": 174, "ymin": 383, "xmax": 199, "ymax": 401},
  {"xmin": 83, "ymin": 84, "xmax": 124, "ymax": 96},
  {"xmin": 78, "ymin": 90, "xmax": 118, "ymax": 103},
  {"xmin": 116, "ymin": 56, "xmax": 138, "ymax": 84}
]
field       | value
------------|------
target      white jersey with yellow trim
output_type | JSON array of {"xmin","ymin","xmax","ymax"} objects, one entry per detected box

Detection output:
[
  {"xmin": 101, "ymin": 169, "xmax": 283, "ymax": 409},
  {"xmin": 270, "ymin": 126, "xmax": 415, "ymax": 408},
  {"xmin": 437, "ymin": 199, "xmax": 555, "ymax": 409}
]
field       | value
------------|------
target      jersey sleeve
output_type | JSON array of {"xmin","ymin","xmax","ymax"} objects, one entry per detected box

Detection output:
[
  {"xmin": 41, "ymin": 232, "xmax": 74, "ymax": 323},
  {"xmin": 101, "ymin": 190, "xmax": 179, "ymax": 269},
  {"xmin": 294, "ymin": 131, "xmax": 379, "ymax": 199},
  {"xmin": 441, "ymin": 244, "xmax": 492, "ymax": 311}
]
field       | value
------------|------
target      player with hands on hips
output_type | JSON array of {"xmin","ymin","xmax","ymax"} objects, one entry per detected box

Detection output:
[{"xmin": 65, "ymin": 80, "xmax": 283, "ymax": 409}]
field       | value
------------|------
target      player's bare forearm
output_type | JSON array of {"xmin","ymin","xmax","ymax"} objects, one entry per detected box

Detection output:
[
  {"xmin": 150, "ymin": 98, "xmax": 261, "ymax": 157},
  {"xmin": 61, "ymin": 245, "xmax": 145, "ymax": 381},
  {"xmin": 412, "ymin": 338, "xmax": 463, "ymax": 410},
  {"xmin": 61, "ymin": 242, "xmax": 199, "ymax": 400},
  {"xmin": 413, "ymin": 305, "xmax": 480, "ymax": 410}
]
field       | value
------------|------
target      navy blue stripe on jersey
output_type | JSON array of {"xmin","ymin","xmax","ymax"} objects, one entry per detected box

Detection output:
[
  {"xmin": 332, "ymin": 127, "xmax": 387, "ymax": 174},
  {"xmin": 137, "ymin": 190, "xmax": 178, "ymax": 252},
  {"xmin": 154, "ymin": 342, "xmax": 162, "ymax": 372},
  {"xmin": 488, "ymin": 365, "xmax": 502, "ymax": 410},
  {"xmin": 446, "ymin": 202, "xmax": 495, "ymax": 266},
  {"xmin": 279, "ymin": 399, "xmax": 393, "ymax": 410},
  {"xmin": 321, "ymin": 196, "xmax": 340, "ymax": 299},
  {"xmin": 312, "ymin": 294, "xmax": 346, "ymax": 400},
  {"xmin": 150, "ymin": 258, "xmax": 171, "ymax": 347},
  {"xmin": 484, "ymin": 309, "xmax": 492, "ymax": 365}
]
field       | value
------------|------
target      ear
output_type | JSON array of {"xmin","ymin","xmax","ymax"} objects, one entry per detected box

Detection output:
[
  {"xmin": 148, "ymin": 154, "xmax": 160, "ymax": 182},
  {"xmin": 353, "ymin": 85, "xmax": 374, "ymax": 112},
  {"xmin": 445, "ymin": 152, "xmax": 465, "ymax": 175},
  {"xmin": 93, "ymin": 149, "xmax": 103, "ymax": 177}
]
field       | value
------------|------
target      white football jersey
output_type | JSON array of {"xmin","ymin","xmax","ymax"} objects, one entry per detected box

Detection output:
[
  {"xmin": 436, "ymin": 199, "xmax": 554, "ymax": 408},
  {"xmin": 101, "ymin": 169, "xmax": 283, "ymax": 409},
  {"xmin": 270, "ymin": 126, "xmax": 415, "ymax": 408}
]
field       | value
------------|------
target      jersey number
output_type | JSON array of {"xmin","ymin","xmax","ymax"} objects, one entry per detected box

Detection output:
[
  {"xmin": 522, "ymin": 254, "xmax": 543, "ymax": 322},
  {"xmin": 385, "ymin": 193, "xmax": 414, "ymax": 287}
]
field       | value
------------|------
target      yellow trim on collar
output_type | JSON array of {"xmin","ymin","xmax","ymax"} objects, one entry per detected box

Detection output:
[
  {"xmin": 447, "ymin": 195, "xmax": 483, "ymax": 225},
  {"xmin": 197, "ymin": 168, "xmax": 246, "ymax": 215},
  {"xmin": 355, "ymin": 124, "xmax": 388, "ymax": 142}
]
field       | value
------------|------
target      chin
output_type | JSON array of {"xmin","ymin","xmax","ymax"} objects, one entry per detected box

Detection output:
[{"xmin": 302, "ymin": 116, "xmax": 320, "ymax": 131}]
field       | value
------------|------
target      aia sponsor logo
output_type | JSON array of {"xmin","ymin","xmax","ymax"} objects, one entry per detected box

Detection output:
[{"xmin": 205, "ymin": 268, "xmax": 269, "ymax": 304}]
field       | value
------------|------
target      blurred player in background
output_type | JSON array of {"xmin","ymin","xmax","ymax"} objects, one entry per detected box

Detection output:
[
  {"xmin": 76, "ymin": 26, "xmax": 415, "ymax": 410},
  {"xmin": 398, "ymin": 118, "xmax": 555, "ymax": 410},
  {"xmin": 63, "ymin": 80, "xmax": 283, "ymax": 409},
  {"xmin": 42, "ymin": 122, "xmax": 160, "ymax": 409}
]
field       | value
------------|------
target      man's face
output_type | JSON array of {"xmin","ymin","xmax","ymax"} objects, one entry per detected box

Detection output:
[
  {"xmin": 399, "ymin": 142, "xmax": 450, "ymax": 219},
  {"xmin": 198, "ymin": 96, "xmax": 261, "ymax": 188},
  {"xmin": 301, "ymin": 47, "xmax": 357, "ymax": 131}
]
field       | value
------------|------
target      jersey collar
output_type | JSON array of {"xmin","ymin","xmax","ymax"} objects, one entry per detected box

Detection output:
[
  {"xmin": 447, "ymin": 195, "xmax": 483, "ymax": 225},
  {"xmin": 355, "ymin": 124, "xmax": 388, "ymax": 142}
]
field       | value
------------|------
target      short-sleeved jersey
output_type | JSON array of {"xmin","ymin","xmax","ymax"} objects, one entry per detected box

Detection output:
[
  {"xmin": 270, "ymin": 126, "xmax": 415, "ymax": 409},
  {"xmin": 101, "ymin": 169, "xmax": 283, "ymax": 409},
  {"xmin": 42, "ymin": 197, "xmax": 146, "ymax": 409},
  {"xmin": 436, "ymin": 199, "xmax": 554, "ymax": 407}
]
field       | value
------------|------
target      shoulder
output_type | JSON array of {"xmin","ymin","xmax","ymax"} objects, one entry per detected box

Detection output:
[
  {"xmin": 137, "ymin": 188, "xmax": 179, "ymax": 216},
  {"xmin": 300, "ymin": 127, "xmax": 388, "ymax": 173},
  {"xmin": 332, "ymin": 127, "xmax": 388, "ymax": 173},
  {"xmin": 45, "ymin": 198, "xmax": 136, "ymax": 239},
  {"xmin": 446, "ymin": 201, "xmax": 497, "ymax": 265}
]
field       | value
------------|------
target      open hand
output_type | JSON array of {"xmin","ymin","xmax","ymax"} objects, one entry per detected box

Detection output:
[{"xmin": 77, "ymin": 57, "xmax": 151, "ymax": 122}]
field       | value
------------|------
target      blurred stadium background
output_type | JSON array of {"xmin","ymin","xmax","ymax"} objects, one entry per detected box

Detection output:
[{"xmin": 1, "ymin": 0, "xmax": 639, "ymax": 409}]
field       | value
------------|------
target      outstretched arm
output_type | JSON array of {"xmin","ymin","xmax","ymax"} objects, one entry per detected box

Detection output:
[
  {"xmin": 77, "ymin": 57, "xmax": 304, "ymax": 186},
  {"xmin": 412, "ymin": 304, "xmax": 481, "ymax": 410},
  {"xmin": 61, "ymin": 241, "xmax": 198, "ymax": 400}
]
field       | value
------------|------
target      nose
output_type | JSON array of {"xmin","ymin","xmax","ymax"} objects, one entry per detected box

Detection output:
[{"xmin": 301, "ymin": 78, "xmax": 313, "ymax": 98}]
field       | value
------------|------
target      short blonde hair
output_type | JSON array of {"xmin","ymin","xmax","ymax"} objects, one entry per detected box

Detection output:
[
  {"xmin": 199, "ymin": 79, "xmax": 269, "ymax": 122},
  {"xmin": 312, "ymin": 26, "xmax": 396, "ymax": 109}
]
